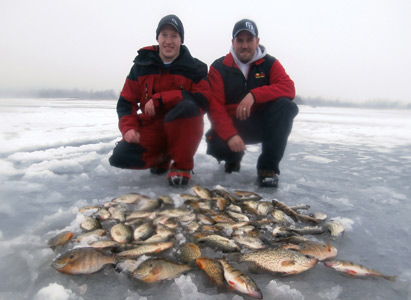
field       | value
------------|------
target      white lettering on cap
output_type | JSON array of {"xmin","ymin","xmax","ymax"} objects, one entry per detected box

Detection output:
[
  {"xmin": 171, "ymin": 18, "xmax": 178, "ymax": 26},
  {"xmin": 245, "ymin": 21, "xmax": 255, "ymax": 35}
]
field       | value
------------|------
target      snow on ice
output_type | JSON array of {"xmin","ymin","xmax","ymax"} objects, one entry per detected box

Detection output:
[{"xmin": 0, "ymin": 98, "xmax": 410, "ymax": 300}]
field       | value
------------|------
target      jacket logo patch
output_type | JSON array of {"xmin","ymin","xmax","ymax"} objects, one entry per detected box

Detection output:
[{"xmin": 255, "ymin": 73, "xmax": 265, "ymax": 79}]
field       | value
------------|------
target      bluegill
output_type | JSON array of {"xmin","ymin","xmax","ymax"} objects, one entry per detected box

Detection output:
[
  {"xmin": 51, "ymin": 247, "xmax": 115, "ymax": 275},
  {"xmin": 133, "ymin": 258, "xmax": 191, "ymax": 283}
]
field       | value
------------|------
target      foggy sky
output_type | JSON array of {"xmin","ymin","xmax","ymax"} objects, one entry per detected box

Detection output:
[{"xmin": 1, "ymin": 0, "xmax": 411, "ymax": 103}]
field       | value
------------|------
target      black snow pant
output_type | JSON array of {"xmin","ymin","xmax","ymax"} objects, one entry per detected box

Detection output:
[{"xmin": 206, "ymin": 97, "xmax": 298, "ymax": 175}]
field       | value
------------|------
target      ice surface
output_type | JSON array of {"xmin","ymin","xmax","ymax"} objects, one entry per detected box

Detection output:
[{"xmin": 0, "ymin": 99, "xmax": 410, "ymax": 299}]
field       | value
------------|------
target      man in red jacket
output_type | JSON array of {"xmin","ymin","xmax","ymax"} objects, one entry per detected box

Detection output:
[
  {"xmin": 206, "ymin": 19, "xmax": 298, "ymax": 187},
  {"xmin": 109, "ymin": 15, "xmax": 210, "ymax": 186}
]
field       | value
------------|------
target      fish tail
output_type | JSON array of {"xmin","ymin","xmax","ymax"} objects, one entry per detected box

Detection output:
[{"xmin": 382, "ymin": 275, "xmax": 397, "ymax": 281}]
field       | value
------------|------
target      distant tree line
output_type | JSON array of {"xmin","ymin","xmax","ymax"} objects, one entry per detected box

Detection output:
[
  {"xmin": 294, "ymin": 95, "xmax": 411, "ymax": 109},
  {"xmin": 0, "ymin": 88, "xmax": 410, "ymax": 109},
  {"xmin": 37, "ymin": 89, "xmax": 118, "ymax": 100},
  {"xmin": 0, "ymin": 88, "xmax": 118, "ymax": 100}
]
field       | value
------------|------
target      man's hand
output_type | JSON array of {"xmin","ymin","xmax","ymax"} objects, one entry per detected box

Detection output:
[
  {"xmin": 227, "ymin": 135, "xmax": 246, "ymax": 152},
  {"xmin": 236, "ymin": 93, "xmax": 254, "ymax": 120},
  {"xmin": 145, "ymin": 99, "xmax": 155, "ymax": 116},
  {"xmin": 124, "ymin": 129, "xmax": 140, "ymax": 144}
]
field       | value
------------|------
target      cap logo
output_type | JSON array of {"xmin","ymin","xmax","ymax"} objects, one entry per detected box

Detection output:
[
  {"xmin": 171, "ymin": 18, "xmax": 179, "ymax": 27},
  {"xmin": 245, "ymin": 21, "xmax": 256, "ymax": 35}
]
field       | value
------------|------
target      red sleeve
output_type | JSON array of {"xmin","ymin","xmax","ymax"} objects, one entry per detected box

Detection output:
[
  {"xmin": 207, "ymin": 66, "xmax": 238, "ymax": 141},
  {"xmin": 250, "ymin": 60, "xmax": 295, "ymax": 103}
]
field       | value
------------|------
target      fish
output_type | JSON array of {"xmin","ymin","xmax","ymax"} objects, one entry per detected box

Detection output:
[
  {"xmin": 133, "ymin": 258, "xmax": 191, "ymax": 283},
  {"xmin": 51, "ymin": 247, "xmax": 115, "ymax": 275},
  {"xmin": 47, "ymin": 231, "xmax": 73, "ymax": 250},
  {"xmin": 233, "ymin": 236, "xmax": 266, "ymax": 250},
  {"xmin": 196, "ymin": 257, "xmax": 225, "ymax": 287},
  {"xmin": 78, "ymin": 205, "xmax": 101, "ymax": 213},
  {"xmin": 125, "ymin": 211, "xmax": 156, "ymax": 221},
  {"xmin": 135, "ymin": 198, "xmax": 163, "ymax": 212},
  {"xmin": 112, "ymin": 193, "xmax": 147, "ymax": 204},
  {"xmin": 218, "ymin": 259, "xmax": 262, "ymax": 299},
  {"xmin": 233, "ymin": 190, "xmax": 262, "ymax": 201},
  {"xmin": 110, "ymin": 223, "xmax": 133, "ymax": 244},
  {"xmin": 215, "ymin": 196, "xmax": 230, "ymax": 212},
  {"xmin": 89, "ymin": 240, "xmax": 121, "ymax": 250},
  {"xmin": 157, "ymin": 208, "xmax": 191, "ymax": 217},
  {"xmin": 194, "ymin": 233, "xmax": 240, "ymax": 252},
  {"xmin": 117, "ymin": 241, "xmax": 174, "ymax": 258},
  {"xmin": 108, "ymin": 206, "xmax": 126, "ymax": 222},
  {"xmin": 72, "ymin": 229, "xmax": 107, "ymax": 243},
  {"xmin": 212, "ymin": 213, "xmax": 236, "ymax": 223},
  {"xmin": 178, "ymin": 243, "xmax": 202, "ymax": 265},
  {"xmin": 323, "ymin": 260, "xmax": 396, "ymax": 281},
  {"xmin": 309, "ymin": 212, "xmax": 327, "ymax": 221},
  {"xmin": 257, "ymin": 201, "xmax": 274, "ymax": 216},
  {"xmin": 272, "ymin": 199, "xmax": 319, "ymax": 224},
  {"xmin": 158, "ymin": 195, "xmax": 174, "ymax": 206},
  {"xmin": 226, "ymin": 210, "xmax": 250, "ymax": 222},
  {"xmin": 281, "ymin": 240, "xmax": 337, "ymax": 261},
  {"xmin": 94, "ymin": 207, "xmax": 111, "ymax": 220},
  {"xmin": 324, "ymin": 220, "xmax": 345, "ymax": 239},
  {"xmin": 133, "ymin": 222, "xmax": 155, "ymax": 241},
  {"xmin": 240, "ymin": 248, "xmax": 318, "ymax": 275},
  {"xmin": 288, "ymin": 225, "xmax": 325, "ymax": 235},
  {"xmin": 193, "ymin": 184, "xmax": 213, "ymax": 200},
  {"xmin": 80, "ymin": 216, "xmax": 102, "ymax": 232},
  {"xmin": 212, "ymin": 188, "xmax": 237, "ymax": 203}
]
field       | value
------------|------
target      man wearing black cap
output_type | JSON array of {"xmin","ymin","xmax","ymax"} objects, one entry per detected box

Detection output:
[
  {"xmin": 206, "ymin": 19, "xmax": 298, "ymax": 187},
  {"xmin": 109, "ymin": 15, "xmax": 210, "ymax": 186}
]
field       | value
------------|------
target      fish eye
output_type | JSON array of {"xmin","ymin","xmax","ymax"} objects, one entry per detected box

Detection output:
[
  {"xmin": 69, "ymin": 255, "xmax": 74, "ymax": 259},
  {"xmin": 149, "ymin": 264, "xmax": 153, "ymax": 267}
]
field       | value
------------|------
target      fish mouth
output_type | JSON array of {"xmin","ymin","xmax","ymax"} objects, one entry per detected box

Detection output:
[{"xmin": 51, "ymin": 260, "xmax": 67, "ymax": 270}]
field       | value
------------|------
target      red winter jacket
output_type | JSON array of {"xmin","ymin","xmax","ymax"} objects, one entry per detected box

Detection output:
[
  {"xmin": 117, "ymin": 45, "xmax": 210, "ymax": 137},
  {"xmin": 208, "ymin": 51, "xmax": 295, "ymax": 141}
]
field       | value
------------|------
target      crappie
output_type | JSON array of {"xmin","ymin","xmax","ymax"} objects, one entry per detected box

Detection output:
[
  {"xmin": 219, "ymin": 259, "xmax": 262, "ymax": 299},
  {"xmin": 51, "ymin": 247, "xmax": 115, "ymax": 275},
  {"xmin": 324, "ymin": 260, "xmax": 396, "ymax": 281},
  {"xmin": 193, "ymin": 184, "xmax": 212, "ymax": 200},
  {"xmin": 196, "ymin": 257, "xmax": 225, "ymax": 287},
  {"xmin": 233, "ymin": 236, "xmax": 266, "ymax": 250},
  {"xmin": 240, "ymin": 248, "xmax": 318, "ymax": 275},
  {"xmin": 281, "ymin": 240, "xmax": 337, "ymax": 261},
  {"xmin": 194, "ymin": 233, "xmax": 240, "ymax": 252},
  {"xmin": 133, "ymin": 258, "xmax": 190, "ymax": 283}
]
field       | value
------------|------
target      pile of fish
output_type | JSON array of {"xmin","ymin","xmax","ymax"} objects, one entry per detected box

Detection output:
[{"xmin": 48, "ymin": 185, "xmax": 396, "ymax": 299}]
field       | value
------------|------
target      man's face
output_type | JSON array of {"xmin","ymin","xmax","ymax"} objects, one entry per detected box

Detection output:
[
  {"xmin": 157, "ymin": 25, "xmax": 182, "ymax": 63},
  {"xmin": 232, "ymin": 31, "xmax": 260, "ymax": 63}
]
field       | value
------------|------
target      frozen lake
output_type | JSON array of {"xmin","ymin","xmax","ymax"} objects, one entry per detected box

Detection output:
[{"xmin": 0, "ymin": 98, "xmax": 410, "ymax": 300}]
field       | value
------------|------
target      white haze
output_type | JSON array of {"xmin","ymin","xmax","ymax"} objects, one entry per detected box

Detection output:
[{"xmin": 0, "ymin": 99, "xmax": 410, "ymax": 300}]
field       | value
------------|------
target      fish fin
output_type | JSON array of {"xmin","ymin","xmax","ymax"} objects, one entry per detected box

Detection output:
[
  {"xmin": 326, "ymin": 240, "xmax": 332, "ymax": 252},
  {"xmin": 383, "ymin": 275, "xmax": 397, "ymax": 281},
  {"xmin": 346, "ymin": 270, "xmax": 358, "ymax": 277},
  {"xmin": 150, "ymin": 265, "xmax": 162, "ymax": 276},
  {"xmin": 281, "ymin": 260, "xmax": 295, "ymax": 267}
]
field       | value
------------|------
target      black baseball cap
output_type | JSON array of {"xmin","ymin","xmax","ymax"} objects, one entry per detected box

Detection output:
[
  {"xmin": 156, "ymin": 14, "xmax": 184, "ymax": 43},
  {"xmin": 232, "ymin": 19, "xmax": 258, "ymax": 38}
]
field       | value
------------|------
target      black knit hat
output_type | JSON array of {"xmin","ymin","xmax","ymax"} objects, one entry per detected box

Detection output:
[
  {"xmin": 232, "ymin": 19, "xmax": 258, "ymax": 38},
  {"xmin": 156, "ymin": 14, "xmax": 184, "ymax": 43}
]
